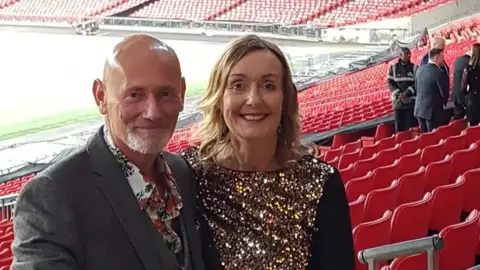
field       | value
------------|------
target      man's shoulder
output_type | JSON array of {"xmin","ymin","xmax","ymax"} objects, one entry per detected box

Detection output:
[{"xmin": 31, "ymin": 146, "xmax": 90, "ymax": 188}]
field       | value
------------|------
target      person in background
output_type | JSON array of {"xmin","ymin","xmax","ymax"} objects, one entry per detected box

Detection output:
[
  {"xmin": 451, "ymin": 48, "xmax": 472, "ymax": 120},
  {"xmin": 461, "ymin": 43, "xmax": 480, "ymax": 126},
  {"xmin": 12, "ymin": 35, "xmax": 213, "ymax": 270},
  {"xmin": 421, "ymin": 36, "xmax": 448, "ymax": 71},
  {"xmin": 414, "ymin": 48, "xmax": 450, "ymax": 132},
  {"xmin": 388, "ymin": 47, "xmax": 418, "ymax": 132},
  {"xmin": 182, "ymin": 35, "xmax": 355, "ymax": 270}
]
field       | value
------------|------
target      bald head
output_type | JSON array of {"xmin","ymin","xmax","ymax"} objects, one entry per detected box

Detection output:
[
  {"xmin": 432, "ymin": 37, "xmax": 446, "ymax": 50},
  {"xmin": 92, "ymin": 34, "xmax": 186, "ymax": 156},
  {"xmin": 103, "ymin": 35, "xmax": 180, "ymax": 88}
]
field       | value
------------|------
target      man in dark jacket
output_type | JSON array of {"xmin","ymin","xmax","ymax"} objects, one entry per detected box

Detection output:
[
  {"xmin": 388, "ymin": 47, "xmax": 418, "ymax": 132},
  {"xmin": 414, "ymin": 48, "xmax": 450, "ymax": 132},
  {"xmin": 451, "ymin": 49, "xmax": 472, "ymax": 119}
]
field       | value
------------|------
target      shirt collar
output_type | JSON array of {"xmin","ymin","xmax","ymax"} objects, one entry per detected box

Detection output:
[{"xmin": 102, "ymin": 126, "xmax": 183, "ymax": 210}]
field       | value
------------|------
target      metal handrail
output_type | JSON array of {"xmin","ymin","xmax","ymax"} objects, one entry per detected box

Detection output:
[{"xmin": 359, "ymin": 236, "xmax": 444, "ymax": 270}]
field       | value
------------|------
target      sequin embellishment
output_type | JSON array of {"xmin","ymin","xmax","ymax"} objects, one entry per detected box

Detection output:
[{"xmin": 182, "ymin": 148, "xmax": 334, "ymax": 270}]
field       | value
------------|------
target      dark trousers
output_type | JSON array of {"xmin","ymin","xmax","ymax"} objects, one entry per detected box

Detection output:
[
  {"xmin": 394, "ymin": 109, "xmax": 417, "ymax": 132},
  {"xmin": 453, "ymin": 101, "xmax": 466, "ymax": 120},
  {"xmin": 417, "ymin": 116, "xmax": 443, "ymax": 133},
  {"xmin": 467, "ymin": 106, "xmax": 480, "ymax": 126}
]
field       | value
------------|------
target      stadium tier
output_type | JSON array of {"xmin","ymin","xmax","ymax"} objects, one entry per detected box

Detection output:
[
  {"xmin": 0, "ymin": 0, "xmax": 457, "ymax": 26},
  {"xmin": 1, "ymin": 2, "xmax": 480, "ymax": 268}
]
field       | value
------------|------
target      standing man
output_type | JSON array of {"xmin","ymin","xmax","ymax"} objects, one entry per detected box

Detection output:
[
  {"xmin": 12, "ymin": 35, "xmax": 216, "ymax": 270},
  {"xmin": 414, "ymin": 48, "xmax": 450, "ymax": 132},
  {"xmin": 388, "ymin": 47, "xmax": 418, "ymax": 132},
  {"xmin": 451, "ymin": 48, "xmax": 472, "ymax": 119}
]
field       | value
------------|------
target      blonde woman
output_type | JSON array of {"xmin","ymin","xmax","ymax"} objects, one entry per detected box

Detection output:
[{"xmin": 182, "ymin": 35, "xmax": 354, "ymax": 269}]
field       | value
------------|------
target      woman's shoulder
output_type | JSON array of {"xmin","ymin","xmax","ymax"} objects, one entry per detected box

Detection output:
[
  {"xmin": 297, "ymin": 155, "xmax": 338, "ymax": 181},
  {"xmin": 293, "ymin": 154, "xmax": 341, "ymax": 196},
  {"xmin": 180, "ymin": 146, "xmax": 201, "ymax": 170}
]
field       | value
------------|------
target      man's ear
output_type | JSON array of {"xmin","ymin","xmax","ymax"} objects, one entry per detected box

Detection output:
[
  {"xmin": 92, "ymin": 79, "xmax": 107, "ymax": 115},
  {"xmin": 179, "ymin": 77, "xmax": 186, "ymax": 112}
]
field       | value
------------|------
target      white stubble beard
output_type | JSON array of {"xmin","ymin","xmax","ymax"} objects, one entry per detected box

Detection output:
[{"xmin": 126, "ymin": 128, "xmax": 168, "ymax": 155}]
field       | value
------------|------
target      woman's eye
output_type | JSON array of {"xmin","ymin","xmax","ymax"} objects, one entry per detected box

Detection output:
[{"xmin": 264, "ymin": 83, "xmax": 276, "ymax": 90}]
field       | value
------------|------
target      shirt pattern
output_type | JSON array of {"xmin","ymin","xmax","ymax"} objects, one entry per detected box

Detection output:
[{"xmin": 103, "ymin": 127, "xmax": 183, "ymax": 254}]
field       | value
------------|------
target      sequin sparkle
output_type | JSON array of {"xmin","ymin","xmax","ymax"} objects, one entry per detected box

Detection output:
[{"xmin": 182, "ymin": 147, "xmax": 335, "ymax": 270}]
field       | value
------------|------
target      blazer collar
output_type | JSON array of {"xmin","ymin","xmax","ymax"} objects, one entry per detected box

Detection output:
[{"xmin": 86, "ymin": 127, "xmax": 178, "ymax": 270}]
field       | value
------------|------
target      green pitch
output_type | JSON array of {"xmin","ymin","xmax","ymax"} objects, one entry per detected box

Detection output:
[{"xmin": 0, "ymin": 81, "xmax": 207, "ymax": 142}]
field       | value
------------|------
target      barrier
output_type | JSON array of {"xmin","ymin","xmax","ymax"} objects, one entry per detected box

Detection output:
[
  {"xmin": 358, "ymin": 236, "xmax": 444, "ymax": 270},
  {"xmin": 0, "ymin": 194, "xmax": 17, "ymax": 221}
]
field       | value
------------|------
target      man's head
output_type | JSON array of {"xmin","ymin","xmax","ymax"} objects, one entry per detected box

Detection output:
[
  {"xmin": 92, "ymin": 35, "xmax": 186, "ymax": 155},
  {"xmin": 429, "ymin": 48, "xmax": 444, "ymax": 66},
  {"xmin": 400, "ymin": 47, "xmax": 411, "ymax": 63},
  {"xmin": 432, "ymin": 36, "xmax": 446, "ymax": 50}
]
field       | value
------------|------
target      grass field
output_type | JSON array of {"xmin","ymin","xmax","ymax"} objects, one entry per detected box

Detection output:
[{"xmin": 0, "ymin": 80, "xmax": 207, "ymax": 141}]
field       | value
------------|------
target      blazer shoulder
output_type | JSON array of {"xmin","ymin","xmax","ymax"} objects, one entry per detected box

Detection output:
[{"xmin": 37, "ymin": 146, "xmax": 89, "ymax": 184}]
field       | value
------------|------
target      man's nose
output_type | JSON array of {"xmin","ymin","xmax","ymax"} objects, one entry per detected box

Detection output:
[{"xmin": 142, "ymin": 96, "xmax": 163, "ymax": 121}]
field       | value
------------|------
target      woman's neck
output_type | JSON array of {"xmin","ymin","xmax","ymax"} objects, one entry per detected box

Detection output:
[{"xmin": 222, "ymin": 136, "xmax": 279, "ymax": 172}]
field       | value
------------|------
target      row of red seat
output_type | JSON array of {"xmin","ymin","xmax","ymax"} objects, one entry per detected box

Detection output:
[{"xmin": 0, "ymin": 0, "xmax": 451, "ymax": 26}]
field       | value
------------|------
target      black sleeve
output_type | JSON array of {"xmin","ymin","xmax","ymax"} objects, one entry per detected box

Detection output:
[{"xmin": 308, "ymin": 168, "xmax": 355, "ymax": 270}]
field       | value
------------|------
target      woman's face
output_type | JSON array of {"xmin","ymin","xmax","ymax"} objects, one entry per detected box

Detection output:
[{"xmin": 221, "ymin": 50, "xmax": 284, "ymax": 141}]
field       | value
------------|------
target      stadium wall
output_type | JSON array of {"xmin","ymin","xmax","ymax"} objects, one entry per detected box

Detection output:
[{"xmin": 411, "ymin": 0, "xmax": 480, "ymax": 33}]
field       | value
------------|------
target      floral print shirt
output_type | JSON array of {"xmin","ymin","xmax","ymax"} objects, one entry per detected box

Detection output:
[{"xmin": 103, "ymin": 127, "xmax": 184, "ymax": 254}]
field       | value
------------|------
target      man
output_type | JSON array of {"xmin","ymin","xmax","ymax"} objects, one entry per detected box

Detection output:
[
  {"xmin": 414, "ymin": 48, "xmax": 450, "ymax": 132},
  {"xmin": 451, "ymin": 48, "xmax": 472, "ymax": 119},
  {"xmin": 12, "ymin": 35, "xmax": 215, "ymax": 270},
  {"xmin": 388, "ymin": 47, "xmax": 418, "ymax": 132}
]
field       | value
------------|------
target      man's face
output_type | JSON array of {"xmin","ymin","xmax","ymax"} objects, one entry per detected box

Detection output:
[
  {"xmin": 400, "ymin": 51, "xmax": 411, "ymax": 62},
  {"xmin": 94, "ymin": 50, "xmax": 185, "ymax": 155}
]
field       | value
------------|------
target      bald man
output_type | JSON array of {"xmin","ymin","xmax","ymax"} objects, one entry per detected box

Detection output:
[
  {"xmin": 11, "ymin": 35, "xmax": 218, "ymax": 270},
  {"xmin": 421, "ymin": 37, "xmax": 450, "ymax": 73}
]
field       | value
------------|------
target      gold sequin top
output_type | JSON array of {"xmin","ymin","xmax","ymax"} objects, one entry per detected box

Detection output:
[{"xmin": 182, "ymin": 147, "xmax": 355, "ymax": 270}]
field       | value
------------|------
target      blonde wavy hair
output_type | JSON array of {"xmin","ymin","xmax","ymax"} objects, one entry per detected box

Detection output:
[{"xmin": 193, "ymin": 35, "xmax": 305, "ymax": 167}]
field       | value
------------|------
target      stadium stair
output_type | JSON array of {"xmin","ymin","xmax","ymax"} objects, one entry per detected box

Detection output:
[{"xmin": 109, "ymin": 0, "xmax": 156, "ymax": 17}]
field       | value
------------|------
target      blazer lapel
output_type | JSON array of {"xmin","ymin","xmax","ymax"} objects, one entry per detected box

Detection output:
[
  {"xmin": 165, "ymin": 153, "xmax": 204, "ymax": 270},
  {"xmin": 86, "ymin": 128, "xmax": 177, "ymax": 270}
]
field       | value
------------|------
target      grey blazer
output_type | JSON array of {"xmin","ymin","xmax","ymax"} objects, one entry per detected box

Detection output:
[{"xmin": 11, "ymin": 127, "xmax": 206, "ymax": 270}]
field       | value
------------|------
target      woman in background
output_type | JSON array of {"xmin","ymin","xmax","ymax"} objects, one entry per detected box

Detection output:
[
  {"xmin": 183, "ymin": 35, "xmax": 354, "ymax": 269},
  {"xmin": 462, "ymin": 43, "xmax": 480, "ymax": 126}
]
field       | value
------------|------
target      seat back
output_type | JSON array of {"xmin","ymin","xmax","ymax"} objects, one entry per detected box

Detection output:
[
  {"xmin": 397, "ymin": 149, "xmax": 421, "ymax": 177},
  {"xmin": 397, "ymin": 167, "xmax": 426, "ymax": 205},
  {"xmin": 349, "ymin": 195, "xmax": 366, "ymax": 229},
  {"xmin": 425, "ymin": 158, "xmax": 452, "ymax": 192},
  {"xmin": 450, "ymin": 145, "xmax": 478, "ymax": 181},
  {"xmin": 390, "ymin": 193, "xmax": 432, "ymax": 244},
  {"xmin": 364, "ymin": 180, "xmax": 399, "ymax": 222},
  {"xmin": 398, "ymin": 137, "xmax": 419, "ymax": 156},
  {"xmin": 439, "ymin": 210, "xmax": 480, "ymax": 270},
  {"xmin": 388, "ymin": 253, "xmax": 427, "ymax": 270},
  {"xmin": 428, "ymin": 177, "xmax": 465, "ymax": 232},
  {"xmin": 420, "ymin": 142, "xmax": 445, "ymax": 166},
  {"xmin": 443, "ymin": 133, "xmax": 466, "ymax": 155},
  {"xmin": 353, "ymin": 211, "xmax": 392, "ymax": 270},
  {"xmin": 461, "ymin": 168, "xmax": 480, "ymax": 212},
  {"xmin": 345, "ymin": 172, "xmax": 374, "ymax": 202},
  {"xmin": 338, "ymin": 149, "xmax": 360, "ymax": 171}
]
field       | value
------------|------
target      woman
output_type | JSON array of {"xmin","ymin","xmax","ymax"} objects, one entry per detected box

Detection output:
[
  {"xmin": 462, "ymin": 43, "xmax": 480, "ymax": 126},
  {"xmin": 182, "ymin": 35, "xmax": 355, "ymax": 269}
]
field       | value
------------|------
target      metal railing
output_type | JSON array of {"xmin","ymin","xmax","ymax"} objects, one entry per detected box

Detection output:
[
  {"xmin": 359, "ymin": 236, "xmax": 444, "ymax": 270},
  {"xmin": 0, "ymin": 194, "xmax": 18, "ymax": 221},
  {"xmin": 0, "ymin": 13, "xmax": 411, "ymax": 44}
]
